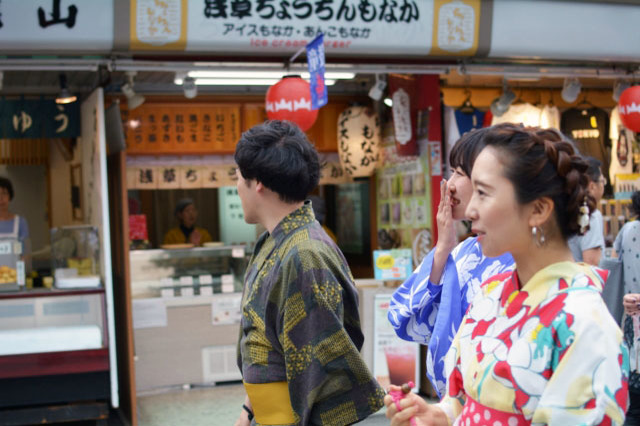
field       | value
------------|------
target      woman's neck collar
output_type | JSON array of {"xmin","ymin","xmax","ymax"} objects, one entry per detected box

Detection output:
[{"xmin": 512, "ymin": 240, "xmax": 574, "ymax": 288}]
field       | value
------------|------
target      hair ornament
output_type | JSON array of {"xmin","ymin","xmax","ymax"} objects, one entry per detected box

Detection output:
[{"xmin": 578, "ymin": 197, "xmax": 590, "ymax": 234}]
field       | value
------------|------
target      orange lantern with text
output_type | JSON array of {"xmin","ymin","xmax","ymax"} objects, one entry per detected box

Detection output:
[
  {"xmin": 618, "ymin": 86, "xmax": 640, "ymax": 132},
  {"xmin": 265, "ymin": 75, "xmax": 318, "ymax": 131}
]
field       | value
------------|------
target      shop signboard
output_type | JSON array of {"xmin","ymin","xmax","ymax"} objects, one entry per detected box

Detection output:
[
  {"xmin": 373, "ymin": 249, "xmax": 412, "ymax": 281},
  {"xmin": 0, "ymin": 99, "xmax": 80, "ymax": 139},
  {"xmin": 0, "ymin": 0, "xmax": 113, "ymax": 52},
  {"xmin": 129, "ymin": 164, "xmax": 241, "ymax": 190},
  {"xmin": 122, "ymin": 104, "xmax": 241, "ymax": 155},
  {"xmin": 372, "ymin": 294, "xmax": 419, "ymax": 390},
  {"xmin": 127, "ymin": 0, "xmax": 485, "ymax": 56}
]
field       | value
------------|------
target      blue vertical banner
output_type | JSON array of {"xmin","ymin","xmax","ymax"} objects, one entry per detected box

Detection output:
[{"xmin": 306, "ymin": 33, "xmax": 327, "ymax": 110}]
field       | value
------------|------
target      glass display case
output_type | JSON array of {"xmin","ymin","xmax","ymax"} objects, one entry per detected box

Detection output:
[
  {"xmin": 0, "ymin": 238, "xmax": 25, "ymax": 292},
  {"xmin": 0, "ymin": 290, "xmax": 106, "ymax": 356},
  {"xmin": 51, "ymin": 225, "xmax": 101, "ymax": 289},
  {"xmin": 129, "ymin": 245, "xmax": 250, "ymax": 299}
]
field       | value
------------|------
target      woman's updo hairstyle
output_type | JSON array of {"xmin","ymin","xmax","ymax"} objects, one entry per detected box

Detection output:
[{"xmin": 481, "ymin": 123, "xmax": 594, "ymax": 240}]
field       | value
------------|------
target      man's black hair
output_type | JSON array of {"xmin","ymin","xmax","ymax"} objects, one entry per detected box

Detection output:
[
  {"xmin": 234, "ymin": 120, "xmax": 320, "ymax": 203},
  {"xmin": 584, "ymin": 156, "xmax": 602, "ymax": 183},
  {"xmin": 0, "ymin": 177, "xmax": 14, "ymax": 200}
]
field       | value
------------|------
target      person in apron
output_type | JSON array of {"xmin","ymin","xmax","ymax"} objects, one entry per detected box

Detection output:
[{"xmin": 0, "ymin": 177, "xmax": 30, "ymax": 268}]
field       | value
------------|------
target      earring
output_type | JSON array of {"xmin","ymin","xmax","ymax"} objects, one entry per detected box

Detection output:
[
  {"xmin": 578, "ymin": 198, "xmax": 590, "ymax": 234},
  {"xmin": 532, "ymin": 226, "xmax": 546, "ymax": 247}
]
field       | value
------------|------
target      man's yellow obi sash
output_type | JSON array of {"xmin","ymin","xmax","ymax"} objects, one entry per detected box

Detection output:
[{"xmin": 243, "ymin": 381, "xmax": 296, "ymax": 425}]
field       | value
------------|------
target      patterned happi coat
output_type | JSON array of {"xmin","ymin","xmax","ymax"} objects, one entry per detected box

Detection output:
[
  {"xmin": 388, "ymin": 236, "xmax": 514, "ymax": 396},
  {"xmin": 238, "ymin": 202, "xmax": 384, "ymax": 425},
  {"xmin": 437, "ymin": 262, "xmax": 628, "ymax": 426}
]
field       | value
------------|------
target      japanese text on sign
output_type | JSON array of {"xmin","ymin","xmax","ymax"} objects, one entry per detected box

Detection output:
[
  {"xmin": 123, "ymin": 104, "xmax": 241, "ymax": 154},
  {"xmin": 184, "ymin": 0, "xmax": 430, "ymax": 55},
  {"xmin": 204, "ymin": 0, "xmax": 419, "ymax": 22}
]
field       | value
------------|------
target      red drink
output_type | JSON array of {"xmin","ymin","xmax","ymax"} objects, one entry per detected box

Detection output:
[{"xmin": 384, "ymin": 345, "xmax": 416, "ymax": 386}]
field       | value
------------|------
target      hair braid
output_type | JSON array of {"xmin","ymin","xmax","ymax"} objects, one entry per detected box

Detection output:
[{"xmin": 482, "ymin": 123, "xmax": 595, "ymax": 239}]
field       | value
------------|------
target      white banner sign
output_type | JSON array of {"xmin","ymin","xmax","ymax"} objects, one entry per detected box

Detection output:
[
  {"xmin": 0, "ymin": 0, "xmax": 113, "ymax": 52},
  {"xmin": 185, "ymin": 0, "xmax": 434, "ymax": 55}
]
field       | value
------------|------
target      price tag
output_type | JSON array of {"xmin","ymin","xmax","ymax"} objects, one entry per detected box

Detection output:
[
  {"xmin": 231, "ymin": 246, "xmax": 245, "ymax": 258},
  {"xmin": 179, "ymin": 276, "xmax": 194, "ymax": 285},
  {"xmin": 0, "ymin": 241, "xmax": 12, "ymax": 255},
  {"xmin": 180, "ymin": 287, "xmax": 194, "ymax": 297},
  {"xmin": 199, "ymin": 286, "xmax": 213, "ymax": 296},
  {"xmin": 160, "ymin": 277, "xmax": 174, "ymax": 286},
  {"xmin": 199, "ymin": 274, "xmax": 213, "ymax": 285},
  {"xmin": 221, "ymin": 274, "xmax": 234, "ymax": 293}
]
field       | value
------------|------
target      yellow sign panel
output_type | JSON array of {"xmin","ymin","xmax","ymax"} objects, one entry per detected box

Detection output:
[
  {"xmin": 431, "ymin": 0, "xmax": 481, "ymax": 57},
  {"xmin": 130, "ymin": 0, "xmax": 187, "ymax": 51}
]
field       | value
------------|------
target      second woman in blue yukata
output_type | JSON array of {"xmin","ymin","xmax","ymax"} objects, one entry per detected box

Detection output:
[{"xmin": 388, "ymin": 127, "xmax": 514, "ymax": 397}]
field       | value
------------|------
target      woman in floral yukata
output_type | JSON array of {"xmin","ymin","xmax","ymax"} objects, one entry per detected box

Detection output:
[
  {"xmin": 386, "ymin": 123, "xmax": 629, "ymax": 425},
  {"xmin": 388, "ymin": 127, "xmax": 514, "ymax": 397}
]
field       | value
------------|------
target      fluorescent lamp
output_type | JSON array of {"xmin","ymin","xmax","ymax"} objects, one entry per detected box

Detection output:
[
  {"xmin": 174, "ymin": 78, "xmax": 336, "ymax": 86},
  {"xmin": 186, "ymin": 70, "xmax": 354, "ymax": 80}
]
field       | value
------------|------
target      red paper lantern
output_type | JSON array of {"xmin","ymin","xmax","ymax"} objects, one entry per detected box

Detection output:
[
  {"xmin": 618, "ymin": 86, "xmax": 640, "ymax": 132},
  {"xmin": 265, "ymin": 75, "xmax": 318, "ymax": 131}
]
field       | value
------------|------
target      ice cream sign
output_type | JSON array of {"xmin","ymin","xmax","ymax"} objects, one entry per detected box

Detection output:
[{"xmin": 373, "ymin": 249, "xmax": 412, "ymax": 280}]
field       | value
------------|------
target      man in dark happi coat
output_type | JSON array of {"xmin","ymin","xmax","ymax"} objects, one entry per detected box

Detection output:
[{"xmin": 234, "ymin": 120, "xmax": 385, "ymax": 425}]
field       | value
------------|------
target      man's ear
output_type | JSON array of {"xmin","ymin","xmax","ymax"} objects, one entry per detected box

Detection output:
[
  {"xmin": 255, "ymin": 180, "xmax": 264, "ymax": 193},
  {"xmin": 528, "ymin": 197, "xmax": 554, "ymax": 228}
]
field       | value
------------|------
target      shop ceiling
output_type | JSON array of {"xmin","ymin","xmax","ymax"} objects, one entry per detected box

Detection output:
[{"xmin": 0, "ymin": 57, "xmax": 637, "ymax": 99}]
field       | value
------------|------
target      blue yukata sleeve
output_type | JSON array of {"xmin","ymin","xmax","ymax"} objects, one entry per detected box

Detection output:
[{"xmin": 388, "ymin": 244, "xmax": 461, "ymax": 345}]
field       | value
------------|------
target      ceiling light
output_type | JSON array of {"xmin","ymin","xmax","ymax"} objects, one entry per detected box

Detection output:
[
  {"xmin": 490, "ymin": 81, "xmax": 515, "ymax": 117},
  {"xmin": 383, "ymin": 97, "xmax": 393, "ymax": 107},
  {"xmin": 561, "ymin": 77, "xmax": 581, "ymax": 103},
  {"xmin": 186, "ymin": 70, "xmax": 355, "ymax": 80},
  {"xmin": 55, "ymin": 74, "xmax": 77, "ymax": 104},
  {"xmin": 122, "ymin": 71, "xmax": 145, "ymax": 110},
  {"xmin": 368, "ymin": 74, "xmax": 387, "ymax": 101},
  {"xmin": 183, "ymin": 76, "xmax": 197, "ymax": 99},
  {"xmin": 613, "ymin": 79, "xmax": 631, "ymax": 102},
  {"xmin": 174, "ymin": 77, "xmax": 336, "ymax": 86}
]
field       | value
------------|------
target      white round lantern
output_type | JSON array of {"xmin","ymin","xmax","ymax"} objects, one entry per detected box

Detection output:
[{"xmin": 337, "ymin": 106, "xmax": 381, "ymax": 177}]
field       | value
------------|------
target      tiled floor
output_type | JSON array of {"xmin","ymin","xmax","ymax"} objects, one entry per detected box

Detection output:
[{"xmin": 137, "ymin": 381, "xmax": 395, "ymax": 425}]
